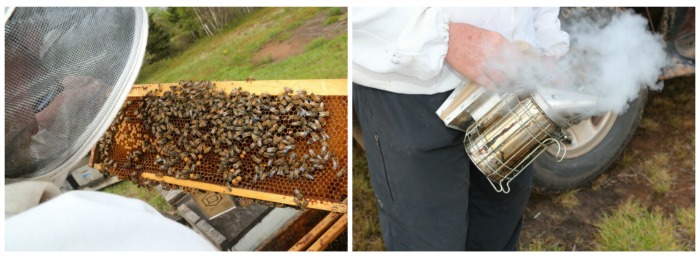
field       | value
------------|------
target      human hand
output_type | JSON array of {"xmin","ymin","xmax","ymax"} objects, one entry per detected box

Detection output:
[
  {"xmin": 35, "ymin": 76, "xmax": 104, "ymax": 130},
  {"xmin": 445, "ymin": 22, "xmax": 522, "ymax": 89}
]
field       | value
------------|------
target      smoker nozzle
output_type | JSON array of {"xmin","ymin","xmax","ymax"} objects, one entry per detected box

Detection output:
[{"xmin": 533, "ymin": 87, "xmax": 598, "ymax": 124}]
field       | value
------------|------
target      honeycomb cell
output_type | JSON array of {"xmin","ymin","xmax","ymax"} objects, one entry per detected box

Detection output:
[{"xmin": 95, "ymin": 81, "xmax": 347, "ymax": 207}]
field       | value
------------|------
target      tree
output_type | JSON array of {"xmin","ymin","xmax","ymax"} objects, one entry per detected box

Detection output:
[
  {"xmin": 146, "ymin": 12, "xmax": 171, "ymax": 63},
  {"xmin": 166, "ymin": 7, "xmax": 204, "ymax": 39},
  {"xmin": 167, "ymin": 7, "xmax": 258, "ymax": 38}
]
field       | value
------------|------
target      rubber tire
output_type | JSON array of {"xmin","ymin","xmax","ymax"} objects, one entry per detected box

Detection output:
[{"xmin": 531, "ymin": 90, "xmax": 647, "ymax": 193}]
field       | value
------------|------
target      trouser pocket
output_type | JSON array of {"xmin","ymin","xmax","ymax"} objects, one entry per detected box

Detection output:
[
  {"xmin": 373, "ymin": 132, "xmax": 396, "ymax": 204},
  {"xmin": 353, "ymin": 83, "xmax": 397, "ymax": 210}
]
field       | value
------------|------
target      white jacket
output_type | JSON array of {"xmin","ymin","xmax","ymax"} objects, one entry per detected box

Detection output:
[{"xmin": 353, "ymin": 7, "xmax": 570, "ymax": 95}]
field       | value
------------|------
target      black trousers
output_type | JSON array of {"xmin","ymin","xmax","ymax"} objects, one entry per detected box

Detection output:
[{"xmin": 353, "ymin": 83, "xmax": 533, "ymax": 251}]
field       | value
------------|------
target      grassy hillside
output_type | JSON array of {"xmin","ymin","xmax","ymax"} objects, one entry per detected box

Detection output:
[{"xmin": 136, "ymin": 7, "xmax": 347, "ymax": 83}]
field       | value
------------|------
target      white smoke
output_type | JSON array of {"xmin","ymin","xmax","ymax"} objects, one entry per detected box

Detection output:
[{"xmin": 500, "ymin": 9, "xmax": 670, "ymax": 115}]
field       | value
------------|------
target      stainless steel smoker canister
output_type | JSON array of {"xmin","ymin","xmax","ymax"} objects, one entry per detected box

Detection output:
[{"xmin": 463, "ymin": 89, "xmax": 591, "ymax": 193}]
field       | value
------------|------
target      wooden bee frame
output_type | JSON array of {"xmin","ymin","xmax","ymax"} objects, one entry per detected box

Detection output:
[{"xmin": 90, "ymin": 79, "xmax": 348, "ymax": 214}]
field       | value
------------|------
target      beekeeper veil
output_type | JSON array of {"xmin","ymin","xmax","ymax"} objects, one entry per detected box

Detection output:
[{"xmin": 5, "ymin": 7, "xmax": 148, "ymax": 184}]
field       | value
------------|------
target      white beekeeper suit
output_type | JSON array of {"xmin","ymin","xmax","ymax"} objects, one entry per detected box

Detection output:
[
  {"xmin": 5, "ymin": 182, "xmax": 216, "ymax": 251},
  {"xmin": 353, "ymin": 7, "xmax": 570, "ymax": 94}
]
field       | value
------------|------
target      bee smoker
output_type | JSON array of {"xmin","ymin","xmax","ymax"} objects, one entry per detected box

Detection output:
[{"xmin": 437, "ymin": 84, "xmax": 598, "ymax": 193}]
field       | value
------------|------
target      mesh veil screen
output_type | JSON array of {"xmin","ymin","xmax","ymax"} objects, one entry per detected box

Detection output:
[{"xmin": 5, "ymin": 7, "xmax": 142, "ymax": 178}]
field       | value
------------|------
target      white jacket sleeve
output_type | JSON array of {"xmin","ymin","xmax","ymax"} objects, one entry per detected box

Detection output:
[
  {"xmin": 353, "ymin": 7, "xmax": 450, "ymax": 80},
  {"xmin": 533, "ymin": 7, "xmax": 570, "ymax": 57}
]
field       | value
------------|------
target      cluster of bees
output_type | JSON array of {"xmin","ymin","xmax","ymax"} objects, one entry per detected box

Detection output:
[{"xmin": 97, "ymin": 80, "xmax": 345, "ymax": 207}]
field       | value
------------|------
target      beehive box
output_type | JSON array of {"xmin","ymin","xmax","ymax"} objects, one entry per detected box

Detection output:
[{"xmin": 91, "ymin": 79, "xmax": 347, "ymax": 213}]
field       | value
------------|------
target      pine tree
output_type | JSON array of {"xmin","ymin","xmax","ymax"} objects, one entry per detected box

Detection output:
[{"xmin": 146, "ymin": 13, "xmax": 171, "ymax": 64}]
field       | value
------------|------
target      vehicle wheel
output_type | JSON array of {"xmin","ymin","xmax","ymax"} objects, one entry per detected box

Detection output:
[{"xmin": 531, "ymin": 89, "xmax": 647, "ymax": 192}]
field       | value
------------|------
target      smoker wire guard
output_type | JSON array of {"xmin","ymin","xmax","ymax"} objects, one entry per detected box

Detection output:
[{"xmin": 463, "ymin": 90, "xmax": 575, "ymax": 193}]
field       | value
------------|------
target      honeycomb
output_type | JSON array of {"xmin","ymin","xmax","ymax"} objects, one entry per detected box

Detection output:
[{"xmin": 95, "ymin": 81, "xmax": 347, "ymax": 207}]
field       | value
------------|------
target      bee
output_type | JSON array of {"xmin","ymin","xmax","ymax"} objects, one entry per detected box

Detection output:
[
  {"xmin": 277, "ymin": 166, "xmax": 286, "ymax": 176},
  {"xmin": 310, "ymin": 157, "xmax": 321, "ymax": 164},
  {"xmin": 306, "ymin": 138, "xmax": 316, "ymax": 145},
  {"xmin": 291, "ymin": 121, "xmax": 301, "ymax": 126},
  {"xmin": 271, "ymin": 125, "xmax": 283, "ymax": 135},
  {"xmin": 277, "ymin": 150, "xmax": 289, "ymax": 157},
  {"xmin": 294, "ymin": 188, "xmax": 303, "ymax": 199},
  {"xmin": 272, "ymin": 136, "xmax": 283, "ymax": 144},
  {"xmin": 252, "ymin": 155, "xmax": 262, "ymax": 164},
  {"xmin": 304, "ymin": 173, "xmax": 314, "ymax": 180},
  {"xmin": 308, "ymin": 122, "xmax": 319, "ymax": 131},
  {"xmin": 295, "ymin": 131, "xmax": 307, "ymax": 137},
  {"xmin": 267, "ymin": 124, "xmax": 284, "ymax": 133},
  {"xmin": 332, "ymin": 157, "xmax": 339, "ymax": 170},
  {"xmin": 293, "ymin": 195, "xmax": 303, "ymax": 207}
]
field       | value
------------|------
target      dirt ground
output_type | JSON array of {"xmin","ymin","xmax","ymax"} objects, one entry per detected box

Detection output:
[
  {"xmin": 520, "ymin": 75, "xmax": 695, "ymax": 250},
  {"xmin": 252, "ymin": 9, "xmax": 347, "ymax": 63}
]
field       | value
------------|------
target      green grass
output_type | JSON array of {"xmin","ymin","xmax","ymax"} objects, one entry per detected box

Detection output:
[
  {"xmin": 136, "ymin": 7, "xmax": 346, "ymax": 83},
  {"xmin": 101, "ymin": 181, "xmax": 172, "ymax": 213},
  {"xmin": 324, "ymin": 16, "xmax": 340, "ymax": 26},
  {"xmin": 553, "ymin": 189, "xmax": 580, "ymax": 209},
  {"xmin": 616, "ymin": 149, "xmax": 638, "ymax": 168},
  {"xmin": 352, "ymin": 143, "xmax": 385, "ymax": 251},
  {"xmin": 324, "ymin": 7, "xmax": 347, "ymax": 27},
  {"xmin": 641, "ymin": 154, "xmax": 672, "ymax": 194},
  {"xmin": 246, "ymin": 34, "xmax": 346, "ymax": 80},
  {"xmin": 327, "ymin": 7, "xmax": 343, "ymax": 16},
  {"xmin": 305, "ymin": 37, "xmax": 328, "ymax": 52},
  {"xmin": 674, "ymin": 206, "xmax": 695, "ymax": 250},
  {"xmin": 595, "ymin": 199, "xmax": 681, "ymax": 251},
  {"xmin": 523, "ymin": 237, "xmax": 566, "ymax": 251},
  {"xmin": 640, "ymin": 118, "xmax": 661, "ymax": 133}
]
